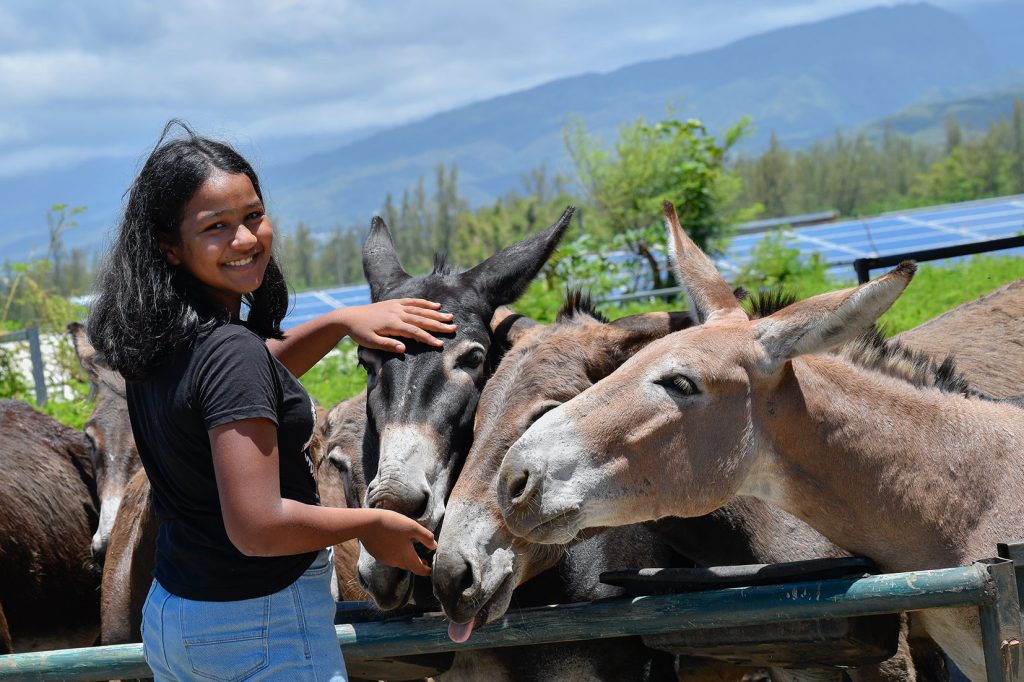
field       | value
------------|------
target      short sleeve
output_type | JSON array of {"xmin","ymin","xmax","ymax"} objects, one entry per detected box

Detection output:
[{"xmin": 193, "ymin": 328, "xmax": 280, "ymax": 430}]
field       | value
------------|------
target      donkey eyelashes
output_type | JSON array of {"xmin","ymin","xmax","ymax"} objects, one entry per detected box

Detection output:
[
  {"xmin": 527, "ymin": 401, "xmax": 561, "ymax": 427},
  {"xmin": 456, "ymin": 347, "xmax": 486, "ymax": 371},
  {"xmin": 655, "ymin": 374, "xmax": 700, "ymax": 398}
]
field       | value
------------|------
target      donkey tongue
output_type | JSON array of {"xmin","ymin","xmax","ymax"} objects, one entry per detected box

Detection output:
[{"xmin": 447, "ymin": 618, "xmax": 475, "ymax": 643}]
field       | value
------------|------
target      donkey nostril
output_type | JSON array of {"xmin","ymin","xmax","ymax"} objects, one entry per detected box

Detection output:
[
  {"xmin": 458, "ymin": 559, "xmax": 476, "ymax": 596},
  {"xmin": 411, "ymin": 492, "xmax": 430, "ymax": 521},
  {"xmin": 508, "ymin": 470, "xmax": 530, "ymax": 504}
]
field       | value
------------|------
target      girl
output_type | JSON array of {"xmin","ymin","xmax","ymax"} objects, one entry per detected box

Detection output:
[{"xmin": 88, "ymin": 121, "xmax": 448, "ymax": 681}]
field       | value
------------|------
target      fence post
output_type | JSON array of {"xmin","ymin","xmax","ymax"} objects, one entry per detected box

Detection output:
[
  {"xmin": 978, "ymin": 558, "xmax": 1024, "ymax": 681},
  {"xmin": 27, "ymin": 327, "xmax": 47, "ymax": 407}
]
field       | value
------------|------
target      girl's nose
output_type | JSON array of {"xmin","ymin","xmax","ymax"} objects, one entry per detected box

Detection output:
[{"xmin": 232, "ymin": 223, "xmax": 259, "ymax": 248}]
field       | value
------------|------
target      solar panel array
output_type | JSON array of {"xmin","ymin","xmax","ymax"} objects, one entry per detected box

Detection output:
[{"xmin": 282, "ymin": 194, "xmax": 1024, "ymax": 329}]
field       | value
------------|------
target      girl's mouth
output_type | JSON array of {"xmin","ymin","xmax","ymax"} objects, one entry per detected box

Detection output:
[{"xmin": 223, "ymin": 253, "xmax": 257, "ymax": 268}]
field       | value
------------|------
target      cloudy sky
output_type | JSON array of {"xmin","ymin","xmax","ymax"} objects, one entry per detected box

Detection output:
[{"xmin": 0, "ymin": 0, "xmax": 995, "ymax": 179}]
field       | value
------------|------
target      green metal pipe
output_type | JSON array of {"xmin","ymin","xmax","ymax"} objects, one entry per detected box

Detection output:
[{"xmin": 0, "ymin": 564, "xmax": 994, "ymax": 682}]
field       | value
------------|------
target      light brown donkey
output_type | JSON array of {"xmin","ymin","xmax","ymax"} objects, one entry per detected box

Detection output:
[{"xmin": 497, "ymin": 202, "xmax": 1024, "ymax": 681}]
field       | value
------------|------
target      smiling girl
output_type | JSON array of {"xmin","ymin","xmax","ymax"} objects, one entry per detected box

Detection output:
[{"xmin": 87, "ymin": 121, "xmax": 447, "ymax": 681}]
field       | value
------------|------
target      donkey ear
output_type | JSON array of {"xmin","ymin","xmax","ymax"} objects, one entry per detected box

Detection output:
[
  {"xmin": 460, "ymin": 206, "xmax": 574, "ymax": 308},
  {"xmin": 609, "ymin": 311, "xmax": 694, "ymax": 354},
  {"xmin": 67, "ymin": 321, "xmax": 107, "ymax": 379},
  {"xmin": 491, "ymin": 306, "xmax": 540, "ymax": 348},
  {"xmin": 362, "ymin": 216, "xmax": 410, "ymax": 301},
  {"xmin": 755, "ymin": 262, "xmax": 916, "ymax": 367},
  {"xmin": 663, "ymin": 202, "xmax": 743, "ymax": 324}
]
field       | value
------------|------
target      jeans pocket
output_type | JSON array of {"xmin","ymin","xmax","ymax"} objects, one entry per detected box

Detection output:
[{"xmin": 180, "ymin": 595, "xmax": 270, "ymax": 682}]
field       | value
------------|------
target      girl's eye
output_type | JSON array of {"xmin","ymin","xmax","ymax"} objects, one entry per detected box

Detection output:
[
  {"xmin": 246, "ymin": 211, "xmax": 264, "ymax": 221},
  {"xmin": 204, "ymin": 222, "xmax": 225, "ymax": 232}
]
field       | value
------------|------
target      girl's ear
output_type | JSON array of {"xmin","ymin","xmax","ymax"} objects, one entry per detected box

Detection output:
[{"xmin": 160, "ymin": 242, "xmax": 182, "ymax": 267}]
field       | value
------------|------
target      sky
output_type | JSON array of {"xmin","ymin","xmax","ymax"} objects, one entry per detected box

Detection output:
[{"xmin": 0, "ymin": 0, "xmax": 998, "ymax": 179}]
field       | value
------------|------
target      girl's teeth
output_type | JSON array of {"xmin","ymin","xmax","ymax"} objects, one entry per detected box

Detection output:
[{"xmin": 226, "ymin": 256, "xmax": 254, "ymax": 266}]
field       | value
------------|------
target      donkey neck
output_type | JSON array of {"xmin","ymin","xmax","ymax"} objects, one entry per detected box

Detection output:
[{"xmin": 750, "ymin": 353, "xmax": 1024, "ymax": 574}]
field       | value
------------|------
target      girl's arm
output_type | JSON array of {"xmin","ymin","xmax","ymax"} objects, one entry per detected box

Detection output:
[
  {"xmin": 266, "ymin": 299, "xmax": 456, "ymax": 378},
  {"xmin": 210, "ymin": 416, "xmax": 435, "ymax": 575}
]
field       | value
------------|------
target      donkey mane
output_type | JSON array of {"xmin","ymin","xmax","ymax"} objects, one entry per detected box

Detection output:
[
  {"xmin": 745, "ymin": 288, "xmax": 797, "ymax": 319},
  {"xmin": 431, "ymin": 253, "xmax": 460, "ymax": 277},
  {"xmin": 556, "ymin": 289, "xmax": 608, "ymax": 324},
  {"xmin": 837, "ymin": 327, "xmax": 984, "ymax": 398},
  {"xmin": 748, "ymin": 287, "xmax": 984, "ymax": 398}
]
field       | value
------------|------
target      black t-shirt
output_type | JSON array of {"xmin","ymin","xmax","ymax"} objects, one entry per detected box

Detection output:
[{"xmin": 126, "ymin": 322, "xmax": 320, "ymax": 601}]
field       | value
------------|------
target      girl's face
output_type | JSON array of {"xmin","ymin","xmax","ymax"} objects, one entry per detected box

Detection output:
[{"xmin": 164, "ymin": 171, "xmax": 273, "ymax": 315}]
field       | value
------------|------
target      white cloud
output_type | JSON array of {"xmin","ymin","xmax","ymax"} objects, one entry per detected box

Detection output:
[{"xmin": 0, "ymin": 0, "xmax": 995, "ymax": 172}]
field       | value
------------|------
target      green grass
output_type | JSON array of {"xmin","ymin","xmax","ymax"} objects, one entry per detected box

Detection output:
[
  {"xmin": 876, "ymin": 255, "xmax": 1024, "ymax": 334},
  {"xmin": 299, "ymin": 339, "xmax": 368, "ymax": 408},
  {"xmin": 38, "ymin": 398, "xmax": 93, "ymax": 430}
]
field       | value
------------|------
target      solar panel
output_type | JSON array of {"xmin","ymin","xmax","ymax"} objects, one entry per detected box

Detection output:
[
  {"xmin": 281, "ymin": 194, "xmax": 1024, "ymax": 328},
  {"xmin": 716, "ymin": 194, "xmax": 1024, "ymax": 277}
]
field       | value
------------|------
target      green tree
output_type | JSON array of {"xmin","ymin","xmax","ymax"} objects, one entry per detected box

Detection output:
[
  {"xmin": 566, "ymin": 114, "xmax": 749, "ymax": 288},
  {"xmin": 744, "ymin": 131, "xmax": 792, "ymax": 218}
]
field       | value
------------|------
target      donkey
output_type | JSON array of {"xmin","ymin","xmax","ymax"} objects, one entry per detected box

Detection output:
[
  {"xmin": 322, "ymin": 351, "xmax": 680, "ymax": 682},
  {"xmin": 895, "ymin": 277, "xmax": 1023, "ymax": 399},
  {"xmin": 69, "ymin": 321, "xmax": 142, "ymax": 561},
  {"xmin": 356, "ymin": 208, "xmax": 573, "ymax": 611},
  {"xmin": 434, "ymin": 297, "xmax": 924, "ymax": 682},
  {"xmin": 0, "ymin": 400, "xmax": 100, "ymax": 653},
  {"xmin": 497, "ymin": 202, "xmax": 1024, "ymax": 681}
]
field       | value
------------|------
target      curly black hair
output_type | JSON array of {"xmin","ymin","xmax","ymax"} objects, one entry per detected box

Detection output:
[{"xmin": 87, "ymin": 120, "xmax": 288, "ymax": 381}]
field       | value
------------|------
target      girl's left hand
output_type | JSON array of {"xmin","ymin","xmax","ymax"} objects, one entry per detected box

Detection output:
[{"xmin": 341, "ymin": 299, "xmax": 455, "ymax": 353}]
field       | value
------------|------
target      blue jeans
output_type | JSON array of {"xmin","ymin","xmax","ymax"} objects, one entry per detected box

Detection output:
[{"xmin": 142, "ymin": 548, "xmax": 347, "ymax": 681}]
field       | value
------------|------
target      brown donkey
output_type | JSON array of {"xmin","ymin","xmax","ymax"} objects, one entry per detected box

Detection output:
[
  {"xmin": 0, "ymin": 400, "xmax": 100, "ymax": 652},
  {"xmin": 498, "ymin": 202, "xmax": 1024, "ymax": 681},
  {"xmin": 69, "ymin": 322, "xmax": 142, "ymax": 561},
  {"xmin": 435, "ymin": 298, "xmax": 929, "ymax": 681}
]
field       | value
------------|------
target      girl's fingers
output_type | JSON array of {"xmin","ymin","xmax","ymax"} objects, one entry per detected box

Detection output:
[
  {"xmin": 401, "ymin": 314, "xmax": 455, "ymax": 334},
  {"xmin": 391, "ymin": 323, "xmax": 444, "ymax": 347},
  {"xmin": 366, "ymin": 334, "xmax": 405, "ymax": 354},
  {"xmin": 403, "ymin": 306, "xmax": 454, "ymax": 323},
  {"xmin": 415, "ymin": 528, "xmax": 437, "ymax": 551},
  {"xmin": 406, "ymin": 551, "xmax": 431, "ymax": 576},
  {"xmin": 399, "ymin": 298, "xmax": 442, "ymax": 310}
]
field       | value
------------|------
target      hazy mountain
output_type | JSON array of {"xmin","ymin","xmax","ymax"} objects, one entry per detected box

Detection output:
[
  {"xmin": 2, "ymin": 2, "xmax": 1021, "ymax": 261},
  {"xmin": 861, "ymin": 86, "xmax": 1024, "ymax": 147},
  {"xmin": 262, "ymin": 3, "xmax": 1004, "ymax": 231}
]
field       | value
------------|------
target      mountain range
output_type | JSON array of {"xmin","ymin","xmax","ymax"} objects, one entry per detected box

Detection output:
[{"xmin": 3, "ymin": 1, "xmax": 1023, "ymax": 261}]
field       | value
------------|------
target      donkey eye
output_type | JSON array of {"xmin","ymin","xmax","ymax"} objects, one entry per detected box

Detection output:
[
  {"xmin": 356, "ymin": 353, "xmax": 379, "ymax": 389},
  {"xmin": 656, "ymin": 375, "xmax": 700, "ymax": 397},
  {"xmin": 528, "ymin": 402, "xmax": 560, "ymax": 426},
  {"xmin": 457, "ymin": 348, "xmax": 485, "ymax": 370}
]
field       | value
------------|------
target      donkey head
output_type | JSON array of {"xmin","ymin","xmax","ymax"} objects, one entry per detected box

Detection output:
[
  {"xmin": 355, "ymin": 207, "xmax": 574, "ymax": 610},
  {"xmin": 497, "ymin": 202, "xmax": 914, "ymax": 543},
  {"xmin": 68, "ymin": 321, "xmax": 142, "ymax": 561},
  {"xmin": 433, "ymin": 295, "xmax": 694, "ymax": 640}
]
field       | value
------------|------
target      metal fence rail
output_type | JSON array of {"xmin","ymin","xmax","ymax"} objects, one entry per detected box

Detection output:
[
  {"xmin": 1, "ymin": 561, "xmax": 1020, "ymax": 682},
  {"xmin": 852, "ymin": 234, "xmax": 1024, "ymax": 283},
  {"xmin": 0, "ymin": 328, "xmax": 47, "ymax": 406}
]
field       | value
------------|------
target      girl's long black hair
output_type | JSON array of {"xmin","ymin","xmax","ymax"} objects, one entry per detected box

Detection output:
[{"xmin": 87, "ymin": 120, "xmax": 289, "ymax": 381}]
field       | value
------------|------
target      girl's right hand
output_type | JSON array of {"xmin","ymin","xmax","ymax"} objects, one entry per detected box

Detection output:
[
  {"xmin": 361, "ymin": 509, "xmax": 437, "ymax": 576},
  {"xmin": 341, "ymin": 299, "xmax": 455, "ymax": 354}
]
